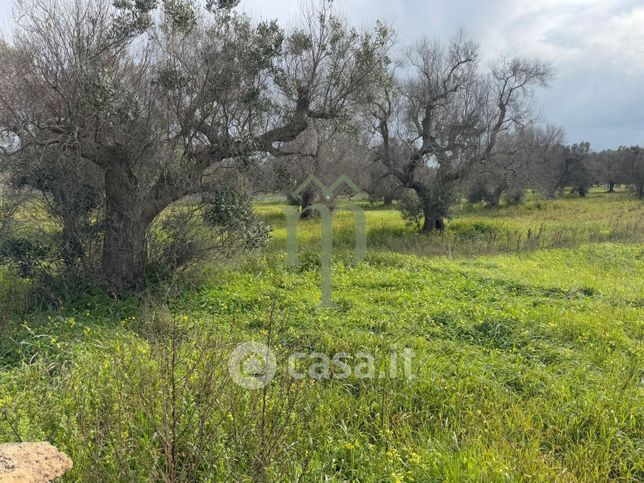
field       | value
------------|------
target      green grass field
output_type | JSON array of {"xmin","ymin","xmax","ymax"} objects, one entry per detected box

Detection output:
[{"xmin": 1, "ymin": 190, "xmax": 642, "ymax": 481}]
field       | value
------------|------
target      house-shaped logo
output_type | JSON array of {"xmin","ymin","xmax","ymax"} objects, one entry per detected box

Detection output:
[{"xmin": 286, "ymin": 175, "xmax": 367, "ymax": 307}]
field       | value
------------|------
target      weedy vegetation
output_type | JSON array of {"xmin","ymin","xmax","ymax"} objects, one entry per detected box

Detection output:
[{"xmin": 0, "ymin": 189, "xmax": 642, "ymax": 481}]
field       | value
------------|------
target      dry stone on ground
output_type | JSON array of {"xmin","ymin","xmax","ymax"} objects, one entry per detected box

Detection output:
[{"xmin": 0, "ymin": 442, "xmax": 72, "ymax": 482}]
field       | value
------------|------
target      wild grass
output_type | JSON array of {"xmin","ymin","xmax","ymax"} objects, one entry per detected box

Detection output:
[
  {"xmin": 260, "ymin": 189, "xmax": 643, "ymax": 258},
  {"xmin": 0, "ymin": 190, "xmax": 642, "ymax": 481}
]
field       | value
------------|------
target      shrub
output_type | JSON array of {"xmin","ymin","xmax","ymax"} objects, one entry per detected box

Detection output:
[
  {"xmin": 467, "ymin": 182, "xmax": 492, "ymax": 204},
  {"xmin": 147, "ymin": 186, "xmax": 270, "ymax": 278},
  {"xmin": 398, "ymin": 189, "xmax": 423, "ymax": 230},
  {"xmin": 202, "ymin": 185, "xmax": 271, "ymax": 250},
  {"xmin": 504, "ymin": 187, "xmax": 525, "ymax": 205},
  {"xmin": 0, "ymin": 237, "xmax": 48, "ymax": 278},
  {"xmin": 203, "ymin": 186, "xmax": 254, "ymax": 228}
]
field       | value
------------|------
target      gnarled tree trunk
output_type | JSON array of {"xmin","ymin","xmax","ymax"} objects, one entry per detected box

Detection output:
[
  {"xmin": 488, "ymin": 180, "xmax": 508, "ymax": 208},
  {"xmin": 299, "ymin": 187, "xmax": 316, "ymax": 219},
  {"xmin": 101, "ymin": 158, "xmax": 148, "ymax": 293},
  {"xmin": 421, "ymin": 215, "xmax": 445, "ymax": 234},
  {"xmin": 420, "ymin": 198, "xmax": 445, "ymax": 234}
]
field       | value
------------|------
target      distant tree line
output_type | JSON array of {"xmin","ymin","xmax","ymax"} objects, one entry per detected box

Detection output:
[
  {"xmin": 253, "ymin": 126, "xmax": 643, "ymax": 218},
  {"xmin": 463, "ymin": 142, "xmax": 644, "ymax": 202}
]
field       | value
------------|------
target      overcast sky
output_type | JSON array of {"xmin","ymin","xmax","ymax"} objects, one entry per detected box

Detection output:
[{"xmin": 1, "ymin": 0, "xmax": 642, "ymax": 150}]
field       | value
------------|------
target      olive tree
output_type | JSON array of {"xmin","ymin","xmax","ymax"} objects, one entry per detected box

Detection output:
[
  {"xmin": 369, "ymin": 33, "xmax": 552, "ymax": 232},
  {"xmin": 0, "ymin": 0, "xmax": 391, "ymax": 293},
  {"xmin": 617, "ymin": 146, "xmax": 644, "ymax": 198},
  {"xmin": 587, "ymin": 146, "xmax": 643, "ymax": 197},
  {"xmin": 591, "ymin": 149, "xmax": 625, "ymax": 193},
  {"xmin": 560, "ymin": 142, "xmax": 594, "ymax": 196},
  {"xmin": 466, "ymin": 125, "xmax": 564, "ymax": 206},
  {"xmin": 257, "ymin": 121, "xmax": 373, "ymax": 216}
]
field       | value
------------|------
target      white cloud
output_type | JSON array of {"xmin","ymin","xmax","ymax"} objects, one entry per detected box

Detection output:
[
  {"xmin": 469, "ymin": 0, "xmax": 644, "ymax": 147},
  {"xmin": 482, "ymin": 0, "xmax": 644, "ymax": 70}
]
